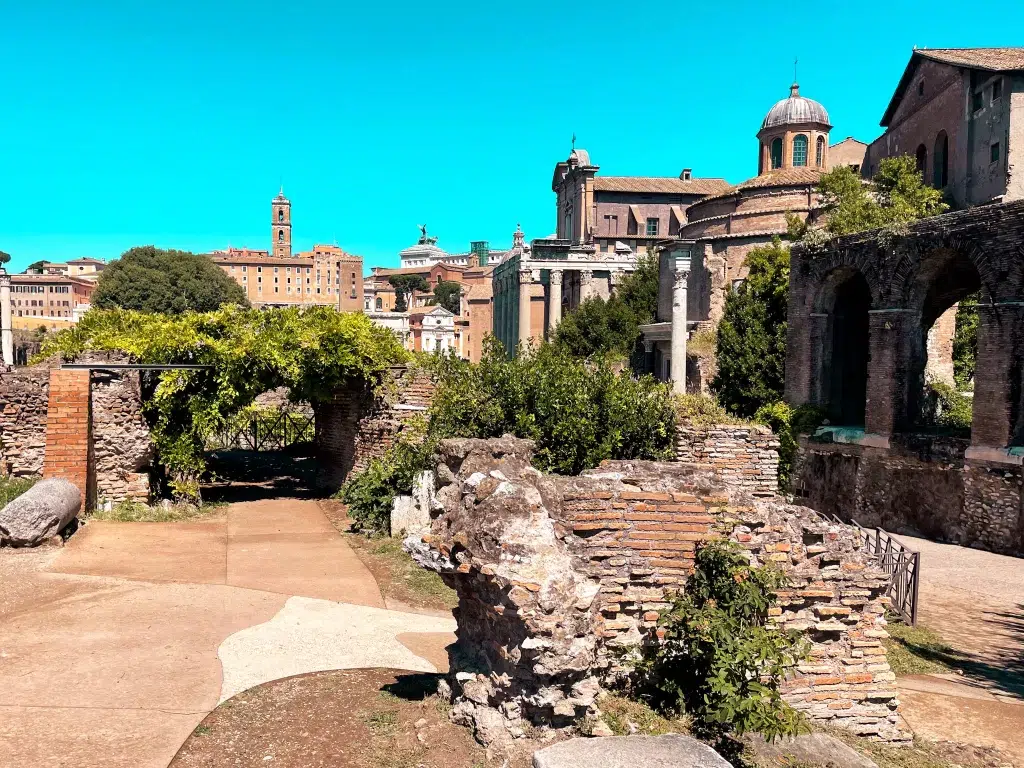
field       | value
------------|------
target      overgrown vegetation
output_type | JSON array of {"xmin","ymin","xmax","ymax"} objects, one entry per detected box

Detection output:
[
  {"xmin": 634, "ymin": 540, "xmax": 806, "ymax": 742},
  {"xmin": 552, "ymin": 253, "xmax": 659, "ymax": 361},
  {"xmin": 90, "ymin": 498, "xmax": 225, "ymax": 523},
  {"xmin": 676, "ymin": 394, "xmax": 748, "ymax": 427},
  {"xmin": 0, "ymin": 476, "xmax": 37, "ymax": 508},
  {"xmin": 883, "ymin": 620, "xmax": 959, "ymax": 676},
  {"xmin": 345, "ymin": 533, "xmax": 458, "ymax": 610},
  {"xmin": 920, "ymin": 380, "xmax": 973, "ymax": 432},
  {"xmin": 41, "ymin": 306, "xmax": 407, "ymax": 499},
  {"xmin": 93, "ymin": 246, "xmax": 249, "ymax": 314},
  {"xmin": 753, "ymin": 402, "xmax": 827, "ymax": 491},
  {"xmin": 953, "ymin": 293, "xmax": 979, "ymax": 390}
]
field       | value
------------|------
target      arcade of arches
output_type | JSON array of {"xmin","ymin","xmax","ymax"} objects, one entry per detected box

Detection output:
[{"xmin": 785, "ymin": 200, "xmax": 1024, "ymax": 556}]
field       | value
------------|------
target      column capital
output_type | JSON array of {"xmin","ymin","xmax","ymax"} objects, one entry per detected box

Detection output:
[
  {"xmin": 518, "ymin": 268, "xmax": 534, "ymax": 283},
  {"xmin": 673, "ymin": 267, "xmax": 689, "ymax": 288},
  {"xmin": 580, "ymin": 269, "xmax": 593, "ymax": 282},
  {"xmin": 549, "ymin": 269, "xmax": 563, "ymax": 286}
]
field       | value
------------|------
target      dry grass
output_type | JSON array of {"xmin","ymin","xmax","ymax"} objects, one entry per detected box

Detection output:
[
  {"xmin": 90, "ymin": 499, "xmax": 225, "ymax": 523},
  {"xmin": 346, "ymin": 532, "xmax": 458, "ymax": 611}
]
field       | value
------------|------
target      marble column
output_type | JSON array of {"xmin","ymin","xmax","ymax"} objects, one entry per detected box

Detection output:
[
  {"xmin": 547, "ymin": 270, "xmax": 563, "ymax": 335},
  {"xmin": 518, "ymin": 269, "xmax": 533, "ymax": 349},
  {"xmin": 580, "ymin": 269, "xmax": 593, "ymax": 302},
  {"xmin": 670, "ymin": 259, "xmax": 690, "ymax": 395},
  {"xmin": 0, "ymin": 270, "xmax": 12, "ymax": 367}
]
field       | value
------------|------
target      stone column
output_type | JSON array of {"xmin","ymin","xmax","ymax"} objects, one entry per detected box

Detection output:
[
  {"xmin": 580, "ymin": 269, "xmax": 593, "ymax": 302},
  {"xmin": 547, "ymin": 270, "xmax": 563, "ymax": 335},
  {"xmin": 670, "ymin": 258, "xmax": 690, "ymax": 395},
  {"xmin": 0, "ymin": 270, "xmax": 12, "ymax": 367},
  {"xmin": 518, "ymin": 269, "xmax": 533, "ymax": 349}
]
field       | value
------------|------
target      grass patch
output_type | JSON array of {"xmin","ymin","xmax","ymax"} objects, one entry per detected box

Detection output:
[
  {"xmin": 364, "ymin": 708, "xmax": 399, "ymax": 736},
  {"xmin": 346, "ymin": 532, "xmax": 458, "ymax": 611},
  {"xmin": 90, "ymin": 499, "xmax": 226, "ymax": 523},
  {"xmin": 598, "ymin": 694, "xmax": 689, "ymax": 737},
  {"xmin": 883, "ymin": 620, "xmax": 959, "ymax": 676},
  {"xmin": 192, "ymin": 725, "xmax": 211, "ymax": 737},
  {"xmin": 0, "ymin": 476, "xmax": 37, "ymax": 507}
]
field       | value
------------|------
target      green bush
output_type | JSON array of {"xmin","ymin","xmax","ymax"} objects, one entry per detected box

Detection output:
[
  {"xmin": 753, "ymin": 401, "xmax": 826, "ymax": 491},
  {"xmin": 923, "ymin": 381, "xmax": 973, "ymax": 432},
  {"xmin": 0, "ymin": 476, "xmax": 37, "ymax": 508},
  {"xmin": 635, "ymin": 540, "xmax": 806, "ymax": 741},
  {"xmin": 428, "ymin": 339, "xmax": 676, "ymax": 475},
  {"xmin": 676, "ymin": 394, "xmax": 747, "ymax": 427}
]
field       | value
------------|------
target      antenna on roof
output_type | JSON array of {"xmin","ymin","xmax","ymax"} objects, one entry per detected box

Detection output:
[
  {"xmin": 793, "ymin": 56, "xmax": 798, "ymax": 85},
  {"xmin": 571, "ymin": 132, "xmax": 576, "ymax": 150}
]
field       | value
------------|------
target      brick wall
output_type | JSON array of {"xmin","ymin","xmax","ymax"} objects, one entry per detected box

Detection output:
[
  {"xmin": 315, "ymin": 365, "xmax": 436, "ymax": 489},
  {"xmin": 91, "ymin": 369, "xmax": 153, "ymax": 505},
  {"xmin": 0, "ymin": 364, "xmax": 51, "ymax": 476},
  {"xmin": 42, "ymin": 369, "xmax": 91, "ymax": 510},
  {"xmin": 795, "ymin": 434, "xmax": 1024, "ymax": 556},
  {"xmin": 675, "ymin": 424, "xmax": 779, "ymax": 494}
]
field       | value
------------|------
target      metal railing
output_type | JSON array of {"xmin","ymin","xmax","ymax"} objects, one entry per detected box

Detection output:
[
  {"xmin": 839, "ymin": 517, "xmax": 921, "ymax": 626},
  {"xmin": 207, "ymin": 409, "xmax": 315, "ymax": 452}
]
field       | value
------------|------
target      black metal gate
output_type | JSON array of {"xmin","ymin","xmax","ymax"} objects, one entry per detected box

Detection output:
[
  {"xmin": 841, "ymin": 518, "xmax": 921, "ymax": 625},
  {"xmin": 208, "ymin": 409, "xmax": 315, "ymax": 452}
]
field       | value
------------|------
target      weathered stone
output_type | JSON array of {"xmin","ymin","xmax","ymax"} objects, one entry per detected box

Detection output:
[
  {"xmin": 744, "ymin": 733, "xmax": 879, "ymax": 768},
  {"xmin": 532, "ymin": 735, "xmax": 731, "ymax": 768},
  {"xmin": 0, "ymin": 478, "xmax": 80, "ymax": 546}
]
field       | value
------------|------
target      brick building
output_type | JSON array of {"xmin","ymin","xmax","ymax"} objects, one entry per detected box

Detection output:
[
  {"xmin": 209, "ymin": 191, "xmax": 363, "ymax": 311},
  {"xmin": 863, "ymin": 48, "xmax": 1024, "ymax": 208},
  {"xmin": 30, "ymin": 257, "xmax": 106, "ymax": 282},
  {"xmin": 10, "ymin": 274, "xmax": 95, "ymax": 327}
]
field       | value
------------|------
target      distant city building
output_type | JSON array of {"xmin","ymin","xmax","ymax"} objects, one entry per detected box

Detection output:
[
  {"xmin": 11, "ymin": 274, "xmax": 95, "ymax": 327},
  {"xmin": 863, "ymin": 47, "xmax": 1024, "ymax": 208},
  {"xmin": 399, "ymin": 226, "xmax": 510, "ymax": 269},
  {"xmin": 28, "ymin": 257, "xmax": 106, "ymax": 281},
  {"xmin": 410, "ymin": 305, "xmax": 457, "ymax": 354},
  {"xmin": 209, "ymin": 191, "xmax": 363, "ymax": 311},
  {"xmin": 365, "ymin": 310, "xmax": 412, "ymax": 349}
]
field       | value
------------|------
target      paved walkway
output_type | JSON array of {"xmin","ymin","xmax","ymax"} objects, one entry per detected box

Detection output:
[
  {"xmin": 0, "ymin": 500, "xmax": 455, "ymax": 768},
  {"xmin": 894, "ymin": 535, "xmax": 1024, "ymax": 760}
]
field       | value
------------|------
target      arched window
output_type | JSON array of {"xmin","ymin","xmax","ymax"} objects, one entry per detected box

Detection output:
[
  {"xmin": 278, "ymin": 209, "xmax": 284, "ymax": 222},
  {"xmin": 375, "ymin": 297, "xmax": 382, "ymax": 310},
  {"xmin": 933, "ymin": 131, "xmax": 949, "ymax": 188},
  {"xmin": 916, "ymin": 144, "xmax": 927, "ymax": 177},
  {"xmin": 792, "ymin": 135, "xmax": 808, "ymax": 167},
  {"xmin": 278, "ymin": 229, "xmax": 284, "ymax": 242},
  {"xmin": 815, "ymin": 136, "xmax": 826, "ymax": 167},
  {"xmin": 770, "ymin": 138, "xmax": 783, "ymax": 170}
]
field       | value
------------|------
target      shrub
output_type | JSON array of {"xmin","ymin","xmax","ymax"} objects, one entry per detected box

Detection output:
[
  {"xmin": 753, "ymin": 401, "xmax": 826, "ymax": 491},
  {"xmin": 635, "ymin": 540, "xmax": 806, "ymax": 741},
  {"xmin": 428, "ymin": 340, "xmax": 676, "ymax": 475},
  {"xmin": 676, "ymin": 394, "xmax": 747, "ymax": 427},
  {"xmin": 922, "ymin": 381, "xmax": 973, "ymax": 432}
]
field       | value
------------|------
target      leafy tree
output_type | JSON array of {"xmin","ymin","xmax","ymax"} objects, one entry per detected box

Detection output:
[
  {"xmin": 26, "ymin": 259, "xmax": 46, "ymax": 272},
  {"xmin": 953, "ymin": 293, "xmax": 979, "ymax": 389},
  {"xmin": 553, "ymin": 253, "xmax": 659, "ymax": 359},
  {"xmin": 92, "ymin": 246, "xmax": 248, "ymax": 314},
  {"xmin": 712, "ymin": 238, "xmax": 790, "ymax": 418},
  {"xmin": 389, "ymin": 274, "xmax": 430, "ymax": 312},
  {"xmin": 636, "ymin": 540, "xmax": 806, "ymax": 741},
  {"xmin": 0, "ymin": 251, "xmax": 10, "ymax": 266},
  {"xmin": 873, "ymin": 155, "xmax": 949, "ymax": 225},
  {"xmin": 433, "ymin": 280, "xmax": 462, "ymax": 314}
]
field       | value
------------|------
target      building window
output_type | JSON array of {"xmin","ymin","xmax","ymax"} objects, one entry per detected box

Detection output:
[
  {"xmin": 973, "ymin": 90, "xmax": 984, "ymax": 112},
  {"xmin": 915, "ymin": 144, "xmax": 927, "ymax": 176},
  {"xmin": 992, "ymin": 78, "xmax": 1003, "ymax": 102},
  {"xmin": 917, "ymin": 80, "xmax": 925, "ymax": 97},
  {"xmin": 376, "ymin": 297, "xmax": 383, "ymax": 310},
  {"xmin": 645, "ymin": 218, "xmax": 659, "ymax": 237},
  {"xmin": 933, "ymin": 131, "xmax": 949, "ymax": 188},
  {"xmin": 278, "ymin": 209, "xmax": 284, "ymax": 222},
  {"xmin": 815, "ymin": 136, "xmax": 825, "ymax": 167},
  {"xmin": 991, "ymin": 142, "xmax": 1001, "ymax": 163},
  {"xmin": 770, "ymin": 137, "xmax": 783, "ymax": 169},
  {"xmin": 792, "ymin": 135, "xmax": 808, "ymax": 167},
  {"xmin": 278, "ymin": 230, "xmax": 284, "ymax": 241}
]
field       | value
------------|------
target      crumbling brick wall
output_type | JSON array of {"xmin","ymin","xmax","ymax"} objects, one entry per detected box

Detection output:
[
  {"xmin": 408, "ymin": 437, "xmax": 904, "ymax": 745},
  {"xmin": 315, "ymin": 365, "xmax": 435, "ymax": 489},
  {"xmin": 91, "ymin": 369, "xmax": 153, "ymax": 505},
  {"xmin": 675, "ymin": 423, "xmax": 779, "ymax": 494},
  {"xmin": 0, "ymin": 364, "xmax": 51, "ymax": 477}
]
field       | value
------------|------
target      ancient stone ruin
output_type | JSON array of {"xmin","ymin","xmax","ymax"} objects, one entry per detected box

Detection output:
[{"xmin": 406, "ymin": 436, "xmax": 905, "ymax": 746}]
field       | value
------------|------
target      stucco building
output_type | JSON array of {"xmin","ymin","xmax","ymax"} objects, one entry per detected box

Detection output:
[
  {"xmin": 863, "ymin": 48, "xmax": 1024, "ymax": 208},
  {"xmin": 209, "ymin": 191, "xmax": 363, "ymax": 311},
  {"xmin": 10, "ymin": 274, "xmax": 95, "ymax": 327}
]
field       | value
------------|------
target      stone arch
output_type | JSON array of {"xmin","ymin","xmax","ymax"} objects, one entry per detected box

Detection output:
[{"xmin": 811, "ymin": 266, "xmax": 873, "ymax": 426}]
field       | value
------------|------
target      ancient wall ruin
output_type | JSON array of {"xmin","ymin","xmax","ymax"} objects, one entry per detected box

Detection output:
[
  {"xmin": 0, "ymin": 365, "xmax": 50, "ymax": 477},
  {"xmin": 408, "ymin": 437, "xmax": 904, "ymax": 746},
  {"xmin": 315, "ymin": 365, "xmax": 435, "ymax": 489},
  {"xmin": 675, "ymin": 423, "xmax": 779, "ymax": 494},
  {"xmin": 796, "ymin": 435, "xmax": 1023, "ymax": 556}
]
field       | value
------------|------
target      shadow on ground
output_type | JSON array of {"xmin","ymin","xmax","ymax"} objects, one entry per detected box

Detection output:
[
  {"xmin": 381, "ymin": 672, "xmax": 444, "ymax": 701},
  {"xmin": 201, "ymin": 447, "xmax": 324, "ymax": 503}
]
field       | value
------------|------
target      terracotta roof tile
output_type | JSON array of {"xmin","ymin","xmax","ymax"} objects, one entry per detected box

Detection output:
[
  {"xmin": 593, "ymin": 176, "xmax": 731, "ymax": 195},
  {"xmin": 698, "ymin": 168, "xmax": 823, "ymax": 202},
  {"xmin": 918, "ymin": 47, "xmax": 1024, "ymax": 71}
]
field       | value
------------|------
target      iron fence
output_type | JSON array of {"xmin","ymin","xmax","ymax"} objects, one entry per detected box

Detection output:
[
  {"xmin": 207, "ymin": 409, "xmax": 315, "ymax": 452},
  {"xmin": 838, "ymin": 517, "xmax": 920, "ymax": 626}
]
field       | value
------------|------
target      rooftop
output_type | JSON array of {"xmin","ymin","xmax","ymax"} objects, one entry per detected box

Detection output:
[
  {"xmin": 761, "ymin": 83, "xmax": 830, "ymax": 131},
  {"xmin": 593, "ymin": 176, "xmax": 731, "ymax": 196}
]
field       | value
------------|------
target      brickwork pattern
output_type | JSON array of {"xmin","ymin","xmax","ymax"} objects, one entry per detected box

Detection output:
[
  {"xmin": 42, "ymin": 369, "xmax": 91, "ymax": 510},
  {"xmin": 0, "ymin": 365, "xmax": 51, "ymax": 476},
  {"xmin": 675, "ymin": 424, "xmax": 780, "ymax": 494},
  {"xmin": 90, "ymin": 369, "xmax": 153, "ymax": 504}
]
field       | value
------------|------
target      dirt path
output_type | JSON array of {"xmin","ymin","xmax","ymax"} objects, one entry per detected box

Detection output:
[
  {"xmin": 0, "ymin": 499, "xmax": 455, "ymax": 768},
  {"xmin": 893, "ymin": 535, "xmax": 1024, "ymax": 761}
]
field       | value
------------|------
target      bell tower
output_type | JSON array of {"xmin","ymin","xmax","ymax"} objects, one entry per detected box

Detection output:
[{"xmin": 272, "ymin": 188, "xmax": 292, "ymax": 258}]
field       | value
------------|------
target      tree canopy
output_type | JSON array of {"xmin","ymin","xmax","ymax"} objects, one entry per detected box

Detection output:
[
  {"xmin": 0, "ymin": 251, "xmax": 11, "ymax": 266},
  {"xmin": 553, "ymin": 253, "xmax": 659, "ymax": 360},
  {"xmin": 389, "ymin": 274, "xmax": 430, "ymax": 312},
  {"xmin": 712, "ymin": 238, "xmax": 790, "ymax": 418},
  {"xmin": 92, "ymin": 246, "xmax": 248, "ymax": 314},
  {"xmin": 41, "ymin": 306, "xmax": 407, "ymax": 498},
  {"xmin": 433, "ymin": 280, "xmax": 462, "ymax": 314},
  {"xmin": 26, "ymin": 260, "xmax": 46, "ymax": 272}
]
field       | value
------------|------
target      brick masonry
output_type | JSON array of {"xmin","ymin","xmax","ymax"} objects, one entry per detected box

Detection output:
[
  {"xmin": 675, "ymin": 424, "xmax": 780, "ymax": 494},
  {"xmin": 0, "ymin": 364, "xmax": 51, "ymax": 477},
  {"xmin": 315, "ymin": 365, "xmax": 436, "ymax": 489},
  {"xmin": 42, "ymin": 368, "xmax": 91, "ymax": 511}
]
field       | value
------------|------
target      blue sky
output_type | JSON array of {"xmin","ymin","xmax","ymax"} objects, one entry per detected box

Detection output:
[{"xmin": 3, "ymin": 1, "xmax": 1022, "ymax": 272}]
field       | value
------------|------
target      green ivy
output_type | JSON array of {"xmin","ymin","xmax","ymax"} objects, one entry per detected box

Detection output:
[
  {"xmin": 40, "ymin": 306, "xmax": 407, "ymax": 497},
  {"xmin": 634, "ymin": 540, "xmax": 807, "ymax": 742},
  {"xmin": 753, "ymin": 401, "xmax": 826, "ymax": 491}
]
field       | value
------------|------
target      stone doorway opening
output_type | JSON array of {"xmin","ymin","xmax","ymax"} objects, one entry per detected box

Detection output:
[{"xmin": 820, "ymin": 269, "xmax": 872, "ymax": 426}]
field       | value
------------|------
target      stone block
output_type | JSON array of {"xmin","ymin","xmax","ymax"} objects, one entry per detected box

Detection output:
[{"xmin": 532, "ymin": 735, "xmax": 731, "ymax": 768}]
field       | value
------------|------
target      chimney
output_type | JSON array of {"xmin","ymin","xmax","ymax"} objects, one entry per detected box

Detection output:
[{"xmin": 682, "ymin": 168, "xmax": 693, "ymax": 181}]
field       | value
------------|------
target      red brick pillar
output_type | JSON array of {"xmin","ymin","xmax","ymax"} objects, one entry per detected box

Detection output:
[
  {"xmin": 43, "ymin": 369, "xmax": 91, "ymax": 511},
  {"xmin": 865, "ymin": 310, "xmax": 917, "ymax": 437},
  {"xmin": 972, "ymin": 303, "xmax": 1024, "ymax": 448}
]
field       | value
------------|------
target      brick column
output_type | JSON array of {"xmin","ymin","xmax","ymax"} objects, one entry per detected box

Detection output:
[
  {"xmin": 865, "ymin": 310, "xmax": 917, "ymax": 437},
  {"xmin": 43, "ymin": 369, "xmax": 91, "ymax": 511},
  {"xmin": 972, "ymin": 303, "xmax": 1024, "ymax": 448}
]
